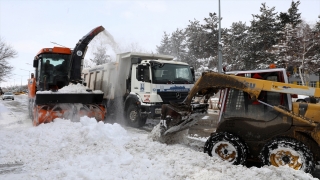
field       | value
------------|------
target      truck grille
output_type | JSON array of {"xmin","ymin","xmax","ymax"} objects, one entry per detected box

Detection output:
[{"xmin": 157, "ymin": 91, "xmax": 189, "ymax": 104}]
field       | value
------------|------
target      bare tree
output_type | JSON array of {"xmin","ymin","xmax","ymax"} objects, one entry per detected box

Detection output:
[{"xmin": 0, "ymin": 37, "xmax": 16, "ymax": 82}]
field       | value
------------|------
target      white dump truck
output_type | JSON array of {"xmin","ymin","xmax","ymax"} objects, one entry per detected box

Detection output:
[{"xmin": 82, "ymin": 52, "xmax": 194, "ymax": 127}]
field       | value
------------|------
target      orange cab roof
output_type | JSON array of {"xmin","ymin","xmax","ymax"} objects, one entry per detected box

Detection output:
[{"xmin": 37, "ymin": 47, "xmax": 71, "ymax": 55}]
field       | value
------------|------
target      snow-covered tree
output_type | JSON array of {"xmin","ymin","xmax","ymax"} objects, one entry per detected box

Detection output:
[
  {"xmin": 273, "ymin": 15, "xmax": 320, "ymax": 86},
  {"xmin": 245, "ymin": 3, "xmax": 282, "ymax": 69},
  {"xmin": 154, "ymin": 1, "xmax": 316, "ymax": 74},
  {"xmin": 170, "ymin": 28, "xmax": 188, "ymax": 62},
  {"xmin": 156, "ymin": 32, "xmax": 172, "ymax": 55},
  {"xmin": 316, "ymin": 16, "xmax": 320, "ymax": 31},
  {"xmin": 222, "ymin": 21, "xmax": 249, "ymax": 71},
  {"xmin": 185, "ymin": 18, "xmax": 207, "ymax": 64},
  {"xmin": 0, "ymin": 37, "xmax": 16, "ymax": 82},
  {"xmin": 278, "ymin": 0, "xmax": 302, "ymax": 29},
  {"xmin": 195, "ymin": 56, "xmax": 217, "ymax": 78},
  {"xmin": 301, "ymin": 22, "xmax": 320, "ymax": 75},
  {"xmin": 185, "ymin": 13, "xmax": 224, "ymax": 69},
  {"xmin": 293, "ymin": 21, "xmax": 315, "ymax": 76},
  {"xmin": 272, "ymin": 24, "xmax": 296, "ymax": 69},
  {"xmin": 273, "ymin": 1, "xmax": 302, "ymax": 70},
  {"xmin": 201, "ymin": 12, "xmax": 220, "ymax": 58}
]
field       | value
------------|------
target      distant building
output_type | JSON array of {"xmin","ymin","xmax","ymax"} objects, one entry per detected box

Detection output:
[{"xmin": 288, "ymin": 67, "xmax": 320, "ymax": 88}]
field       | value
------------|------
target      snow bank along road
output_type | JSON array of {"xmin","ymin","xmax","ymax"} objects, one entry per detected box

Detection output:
[{"xmin": 0, "ymin": 94, "xmax": 318, "ymax": 179}]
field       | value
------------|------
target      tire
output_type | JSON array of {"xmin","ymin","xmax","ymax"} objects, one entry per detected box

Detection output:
[
  {"xmin": 125, "ymin": 104, "xmax": 146, "ymax": 128},
  {"xmin": 259, "ymin": 137, "xmax": 315, "ymax": 173},
  {"xmin": 204, "ymin": 132, "xmax": 247, "ymax": 165}
]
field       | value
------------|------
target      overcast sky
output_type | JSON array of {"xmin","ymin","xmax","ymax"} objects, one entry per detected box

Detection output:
[{"xmin": 0, "ymin": 0, "xmax": 319, "ymax": 88}]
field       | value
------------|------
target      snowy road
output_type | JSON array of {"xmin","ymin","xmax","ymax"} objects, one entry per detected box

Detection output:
[
  {"xmin": 0, "ymin": 94, "xmax": 32, "ymax": 129},
  {"xmin": 0, "ymin": 94, "xmax": 318, "ymax": 179}
]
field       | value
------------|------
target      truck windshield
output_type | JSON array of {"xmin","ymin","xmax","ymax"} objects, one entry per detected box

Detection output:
[
  {"xmin": 39, "ymin": 54, "xmax": 70, "ymax": 83},
  {"xmin": 151, "ymin": 63, "xmax": 193, "ymax": 84}
]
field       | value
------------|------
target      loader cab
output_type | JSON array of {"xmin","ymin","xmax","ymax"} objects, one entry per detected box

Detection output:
[
  {"xmin": 34, "ymin": 48, "xmax": 71, "ymax": 91},
  {"xmin": 218, "ymin": 68, "xmax": 293, "ymax": 142}
]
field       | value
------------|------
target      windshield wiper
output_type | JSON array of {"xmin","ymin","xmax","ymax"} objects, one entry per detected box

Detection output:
[{"xmin": 174, "ymin": 77, "xmax": 192, "ymax": 84}]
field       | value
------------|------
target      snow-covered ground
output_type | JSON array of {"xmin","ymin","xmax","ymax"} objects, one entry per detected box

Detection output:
[{"xmin": 0, "ymin": 94, "xmax": 318, "ymax": 180}]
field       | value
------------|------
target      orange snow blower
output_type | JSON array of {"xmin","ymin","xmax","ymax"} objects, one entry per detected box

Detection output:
[{"xmin": 27, "ymin": 26, "xmax": 106, "ymax": 125}]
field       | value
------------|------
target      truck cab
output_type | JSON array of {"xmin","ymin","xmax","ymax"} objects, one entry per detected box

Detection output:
[{"xmin": 134, "ymin": 59, "xmax": 194, "ymax": 117}]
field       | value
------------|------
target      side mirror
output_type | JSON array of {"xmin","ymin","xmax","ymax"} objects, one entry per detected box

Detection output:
[
  {"xmin": 33, "ymin": 59, "xmax": 39, "ymax": 68},
  {"xmin": 136, "ymin": 65, "xmax": 144, "ymax": 81},
  {"xmin": 190, "ymin": 66, "xmax": 195, "ymax": 82}
]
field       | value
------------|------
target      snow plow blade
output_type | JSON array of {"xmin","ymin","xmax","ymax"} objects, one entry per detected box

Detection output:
[
  {"xmin": 159, "ymin": 102, "xmax": 208, "ymax": 135},
  {"xmin": 32, "ymin": 93, "xmax": 106, "ymax": 126}
]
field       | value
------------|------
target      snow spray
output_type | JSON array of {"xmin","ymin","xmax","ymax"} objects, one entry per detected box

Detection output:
[{"xmin": 95, "ymin": 30, "xmax": 127, "ymax": 125}]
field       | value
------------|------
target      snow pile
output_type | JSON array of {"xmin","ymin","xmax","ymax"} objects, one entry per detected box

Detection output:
[
  {"xmin": 36, "ymin": 83, "xmax": 103, "ymax": 94},
  {"xmin": 59, "ymin": 83, "xmax": 92, "ymax": 93},
  {"xmin": 0, "ymin": 117, "xmax": 132, "ymax": 179},
  {"xmin": 0, "ymin": 95, "xmax": 318, "ymax": 179},
  {"xmin": 0, "ymin": 116, "xmax": 317, "ymax": 179}
]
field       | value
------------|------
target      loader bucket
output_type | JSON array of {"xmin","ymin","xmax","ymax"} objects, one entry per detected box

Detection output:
[{"xmin": 160, "ymin": 102, "xmax": 208, "ymax": 135}]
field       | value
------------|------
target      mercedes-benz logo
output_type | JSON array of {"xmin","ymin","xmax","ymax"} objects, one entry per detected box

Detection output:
[{"xmin": 176, "ymin": 92, "xmax": 181, "ymax": 99}]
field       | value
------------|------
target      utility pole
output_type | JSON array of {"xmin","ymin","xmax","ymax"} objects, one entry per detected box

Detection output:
[{"xmin": 218, "ymin": 0, "xmax": 223, "ymax": 73}]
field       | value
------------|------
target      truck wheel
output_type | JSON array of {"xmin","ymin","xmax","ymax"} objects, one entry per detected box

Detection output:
[
  {"xmin": 259, "ymin": 137, "xmax": 314, "ymax": 173},
  {"xmin": 126, "ymin": 104, "xmax": 145, "ymax": 128},
  {"xmin": 204, "ymin": 132, "xmax": 247, "ymax": 165}
]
